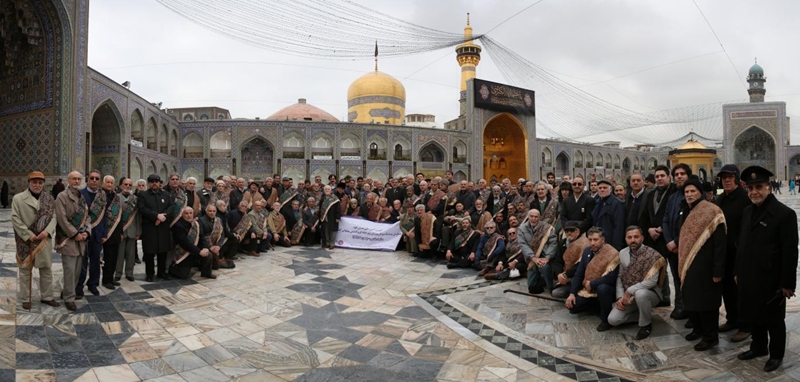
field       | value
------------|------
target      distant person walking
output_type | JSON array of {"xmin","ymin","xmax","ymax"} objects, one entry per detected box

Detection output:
[{"xmin": 790, "ymin": 180, "xmax": 796, "ymax": 195}]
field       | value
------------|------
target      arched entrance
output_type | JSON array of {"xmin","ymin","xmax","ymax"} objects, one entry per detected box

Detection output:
[
  {"xmin": 555, "ymin": 152, "xmax": 570, "ymax": 178},
  {"xmin": 483, "ymin": 114, "xmax": 527, "ymax": 181},
  {"xmin": 90, "ymin": 101, "xmax": 123, "ymax": 177},
  {"xmin": 622, "ymin": 157, "xmax": 631, "ymax": 178},
  {"xmin": 240, "ymin": 137, "xmax": 274, "ymax": 179},
  {"xmin": 789, "ymin": 155, "xmax": 800, "ymax": 180},
  {"xmin": 130, "ymin": 158, "xmax": 143, "ymax": 182},
  {"xmin": 734, "ymin": 126, "xmax": 776, "ymax": 174}
]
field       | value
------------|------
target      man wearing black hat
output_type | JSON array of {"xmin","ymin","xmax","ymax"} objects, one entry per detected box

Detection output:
[
  {"xmin": 550, "ymin": 220, "xmax": 588, "ymax": 299},
  {"xmin": 591, "ymin": 179, "xmax": 626, "ymax": 250},
  {"xmin": 714, "ymin": 164, "xmax": 752, "ymax": 343},
  {"xmin": 644, "ymin": 174, "xmax": 656, "ymax": 190},
  {"xmin": 661, "ymin": 163, "xmax": 692, "ymax": 320},
  {"xmin": 735, "ymin": 166, "xmax": 798, "ymax": 372},
  {"xmin": 199, "ymin": 177, "xmax": 215, "ymax": 213},
  {"xmin": 138, "ymin": 175, "xmax": 175, "ymax": 282}
]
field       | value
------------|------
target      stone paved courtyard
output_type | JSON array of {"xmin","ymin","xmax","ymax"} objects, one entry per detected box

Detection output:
[{"xmin": 0, "ymin": 193, "xmax": 799, "ymax": 381}]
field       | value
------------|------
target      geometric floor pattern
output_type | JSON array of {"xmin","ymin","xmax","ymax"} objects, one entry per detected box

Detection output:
[{"xmin": 0, "ymin": 191, "xmax": 800, "ymax": 381}]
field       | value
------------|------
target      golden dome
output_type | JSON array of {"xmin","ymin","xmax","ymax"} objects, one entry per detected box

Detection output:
[
  {"xmin": 267, "ymin": 98, "xmax": 339, "ymax": 122},
  {"xmin": 347, "ymin": 70, "xmax": 406, "ymax": 101},
  {"xmin": 678, "ymin": 139, "xmax": 707, "ymax": 150}
]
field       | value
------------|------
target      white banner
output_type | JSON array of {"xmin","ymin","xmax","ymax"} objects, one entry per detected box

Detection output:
[{"xmin": 335, "ymin": 216, "xmax": 402, "ymax": 251}]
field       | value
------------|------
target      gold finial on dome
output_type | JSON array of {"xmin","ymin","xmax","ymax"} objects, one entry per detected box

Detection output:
[{"xmin": 463, "ymin": 13, "xmax": 473, "ymax": 41}]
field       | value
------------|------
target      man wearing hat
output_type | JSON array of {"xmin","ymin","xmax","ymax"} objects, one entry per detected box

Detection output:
[
  {"xmin": 550, "ymin": 220, "xmax": 588, "ymax": 299},
  {"xmin": 591, "ymin": 179, "xmax": 626, "ymax": 250},
  {"xmin": 715, "ymin": 164, "xmax": 752, "ymax": 343},
  {"xmin": 138, "ymin": 174, "xmax": 175, "ymax": 282},
  {"xmin": 735, "ymin": 166, "xmax": 798, "ymax": 372},
  {"xmin": 643, "ymin": 174, "xmax": 656, "ymax": 191},
  {"xmin": 198, "ymin": 177, "xmax": 215, "ymax": 214},
  {"xmin": 12, "ymin": 171, "xmax": 59, "ymax": 310}
]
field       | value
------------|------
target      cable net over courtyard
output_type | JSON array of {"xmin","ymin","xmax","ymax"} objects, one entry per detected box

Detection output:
[{"xmin": 155, "ymin": 0, "xmax": 735, "ymax": 146}]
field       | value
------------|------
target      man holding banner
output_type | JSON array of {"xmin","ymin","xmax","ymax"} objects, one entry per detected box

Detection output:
[{"xmin": 12, "ymin": 171, "xmax": 59, "ymax": 310}]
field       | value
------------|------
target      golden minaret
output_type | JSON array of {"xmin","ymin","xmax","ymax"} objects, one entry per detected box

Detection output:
[{"xmin": 455, "ymin": 13, "xmax": 481, "ymax": 115}]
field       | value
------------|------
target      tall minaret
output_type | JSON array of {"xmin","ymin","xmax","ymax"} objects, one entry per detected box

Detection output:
[
  {"xmin": 456, "ymin": 13, "xmax": 481, "ymax": 116},
  {"xmin": 747, "ymin": 58, "xmax": 766, "ymax": 103}
]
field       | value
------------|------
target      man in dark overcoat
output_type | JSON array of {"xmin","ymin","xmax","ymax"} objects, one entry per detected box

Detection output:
[
  {"xmin": 714, "ymin": 164, "xmax": 752, "ymax": 343},
  {"xmin": 560, "ymin": 176, "xmax": 596, "ymax": 234},
  {"xmin": 138, "ymin": 174, "xmax": 175, "ymax": 282},
  {"xmin": 638, "ymin": 165, "xmax": 677, "ymax": 308},
  {"xmin": 591, "ymin": 179, "xmax": 626, "ymax": 250},
  {"xmin": 735, "ymin": 166, "xmax": 798, "ymax": 372}
]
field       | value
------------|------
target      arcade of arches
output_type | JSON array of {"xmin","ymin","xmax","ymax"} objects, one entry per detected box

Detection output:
[{"xmin": 482, "ymin": 114, "xmax": 527, "ymax": 182}]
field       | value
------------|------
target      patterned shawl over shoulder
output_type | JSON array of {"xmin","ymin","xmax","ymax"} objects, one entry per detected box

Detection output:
[
  {"xmin": 620, "ymin": 244, "xmax": 665, "ymax": 292},
  {"xmin": 172, "ymin": 220, "xmax": 200, "ymax": 265},
  {"xmin": 562, "ymin": 234, "xmax": 588, "ymax": 271},
  {"xmin": 577, "ymin": 243, "xmax": 619, "ymax": 298},
  {"xmin": 87, "ymin": 190, "xmax": 107, "ymax": 229},
  {"xmin": 15, "ymin": 192, "xmax": 55, "ymax": 267},
  {"xmin": 678, "ymin": 200, "xmax": 726, "ymax": 288}
]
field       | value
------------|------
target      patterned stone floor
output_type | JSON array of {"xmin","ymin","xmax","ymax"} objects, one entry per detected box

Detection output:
[{"xmin": 0, "ymin": 192, "xmax": 798, "ymax": 381}]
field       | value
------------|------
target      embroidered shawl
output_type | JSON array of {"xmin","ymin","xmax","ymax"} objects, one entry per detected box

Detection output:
[
  {"xmin": 577, "ymin": 244, "xmax": 620, "ymax": 298},
  {"xmin": 445, "ymin": 211, "xmax": 469, "ymax": 228},
  {"xmin": 87, "ymin": 189, "xmax": 107, "ymax": 230},
  {"xmin": 453, "ymin": 228, "xmax": 476, "ymax": 250},
  {"xmin": 263, "ymin": 186, "xmax": 278, "ymax": 207},
  {"xmin": 104, "ymin": 193, "xmax": 123, "ymax": 240},
  {"xmin": 478, "ymin": 189, "xmax": 491, "ymax": 205},
  {"xmin": 210, "ymin": 191, "xmax": 229, "ymax": 211},
  {"xmin": 562, "ymin": 234, "xmax": 589, "ymax": 271},
  {"xmin": 418, "ymin": 213, "xmax": 437, "ymax": 250},
  {"xmin": 209, "ymin": 217, "xmax": 226, "ymax": 247},
  {"xmin": 483, "ymin": 233, "xmax": 503, "ymax": 260},
  {"xmin": 232, "ymin": 212, "xmax": 251, "ymax": 242},
  {"xmin": 290, "ymin": 217, "xmax": 306, "ymax": 245},
  {"xmin": 367, "ymin": 203, "xmax": 382, "ymax": 221},
  {"xmin": 475, "ymin": 210, "xmax": 493, "ymax": 233},
  {"xmin": 169, "ymin": 188, "xmax": 187, "ymax": 227},
  {"xmin": 173, "ymin": 220, "xmax": 200, "ymax": 265},
  {"xmin": 380, "ymin": 206, "xmax": 392, "ymax": 221},
  {"xmin": 678, "ymin": 200, "xmax": 726, "ymax": 288},
  {"xmin": 541, "ymin": 198, "xmax": 560, "ymax": 226},
  {"xmin": 403, "ymin": 196, "xmax": 419, "ymax": 211},
  {"xmin": 621, "ymin": 245, "xmax": 665, "ymax": 291},
  {"xmin": 243, "ymin": 189, "xmax": 264, "ymax": 209},
  {"xmin": 15, "ymin": 192, "xmax": 55, "ymax": 267},
  {"xmin": 525, "ymin": 222, "xmax": 554, "ymax": 268},
  {"xmin": 269, "ymin": 211, "xmax": 286, "ymax": 234},
  {"xmin": 400, "ymin": 208, "xmax": 416, "ymax": 233},
  {"xmin": 279, "ymin": 190, "xmax": 297, "ymax": 210},
  {"xmin": 427, "ymin": 190, "xmax": 446, "ymax": 212},
  {"xmin": 55, "ymin": 190, "xmax": 88, "ymax": 250},
  {"xmin": 492, "ymin": 197, "xmax": 506, "ymax": 217},
  {"xmin": 505, "ymin": 240, "xmax": 522, "ymax": 263},
  {"xmin": 119, "ymin": 193, "xmax": 138, "ymax": 232},
  {"xmin": 320, "ymin": 194, "xmax": 339, "ymax": 222},
  {"xmin": 340, "ymin": 194, "xmax": 350, "ymax": 215}
]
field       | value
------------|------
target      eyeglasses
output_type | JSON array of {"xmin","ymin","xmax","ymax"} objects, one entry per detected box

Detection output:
[
  {"xmin": 89, "ymin": 177, "xmax": 99, "ymax": 181},
  {"xmin": 122, "ymin": 183, "xmax": 133, "ymax": 186},
  {"xmin": 746, "ymin": 183, "xmax": 768, "ymax": 191},
  {"xmin": 508, "ymin": 231, "xmax": 517, "ymax": 235},
  {"xmin": 485, "ymin": 226, "xmax": 496, "ymax": 230},
  {"xmin": 572, "ymin": 183, "xmax": 583, "ymax": 186}
]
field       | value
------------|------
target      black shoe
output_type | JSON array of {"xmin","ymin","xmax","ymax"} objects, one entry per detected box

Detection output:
[
  {"xmin": 635, "ymin": 324, "xmax": 652, "ymax": 340},
  {"xmin": 446, "ymin": 264, "xmax": 459, "ymax": 269},
  {"xmin": 201, "ymin": 273, "xmax": 217, "ymax": 279},
  {"xmin": 135, "ymin": 257, "xmax": 141, "ymax": 264},
  {"xmin": 145, "ymin": 276, "xmax": 154, "ymax": 282},
  {"xmin": 694, "ymin": 340, "xmax": 718, "ymax": 351},
  {"xmin": 670, "ymin": 308, "xmax": 688, "ymax": 320},
  {"xmin": 125, "ymin": 276, "xmax": 135, "ymax": 282},
  {"xmin": 685, "ymin": 332, "xmax": 702, "ymax": 341},
  {"xmin": 75, "ymin": 291, "xmax": 84, "ymax": 300},
  {"xmin": 528, "ymin": 287, "xmax": 544, "ymax": 295},
  {"xmin": 111, "ymin": 280, "xmax": 121, "ymax": 286},
  {"xmin": 718, "ymin": 322, "xmax": 737, "ymax": 333},
  {"xmin": 684, "ymin": 320, "xmax": 694, "ymax": 329},
  {"xmin": 764, "ymin": 358, "xmax": 783, "ymax": 372},
  {"xmin": 656, "ymin": 300, "xmax": 671, "ymax": 308},
  {"xmin": 159, "ymin": 274, "xmax": 171, "ymax": 281},
  {"xmin": 102, "ymin": 283, "xmax": 116, "ymax": 290},
  {"xmin": 737, "ymin": 350, "xmax": 768, "ymax": 360},
  {"xmin": 596, "ymin": 321, "xmax": 613, "ymax": 332},
  {"xmin": 88, "ymin": 287, "xmax": 100, "ymax": 296}
]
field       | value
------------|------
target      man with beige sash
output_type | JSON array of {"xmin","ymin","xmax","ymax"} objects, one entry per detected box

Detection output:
[
  {"xmin": 55, "ymin": 171, "xmax": 90, "ymax": 311},
  {"xmin": 518, "ymin": 209, "xmax": 557, "ymax": 294},
  {"xmin": 565, "ymin": 227, "xmax": 620, "ymax": 332},
  {"xmin": 12, "ymin": 171, "xmax": 59, "ymax": 310}
]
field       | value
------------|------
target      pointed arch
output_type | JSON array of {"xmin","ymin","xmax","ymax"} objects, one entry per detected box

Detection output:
[
  {"xmin": 366, "ymin": 168, "xmax": 388, "ymax": 184},
  {"xmin": 147, "ymin": 161, "xmax": 157, "ymax": 176},
  {"xmin": 159, "ymin": 124, "xmax": 168, "ymax": 154},
  {"xmin": 419, "ymin": 141, "xmax": 445, "ymax": 163},
  {"xmin": 183, "ymin": 132, "xmax": 204, "ymax": 158},
  {"xmin": 170, "ymin": 129, "xmax": 178, "ymax": 157},
  {"xmin": 454, "ymin": 170, "xmax": 467, "ymax": 182},
  {"xmin": 647, "ymin": 157, "xmax": 658, "ymax": 171},
  {"xmin": 340, "ymin": 167, "xmax": 361, "ymax": 180},
  {"xmin": 183, "ymin": 167, "xmax": 203, "ymax": 184},
  {"xmin": 130, "ymin": 158, "xmax": 143, "ymax": 182},
  {"xmin": 542, "ymin": 148, "xmax": 552, "ymax": 167},
  {"xmin": 453, "ymin": 140, "xmax": 467, "ymax": 163},
  {"xmin": 209, "ymin": 167, "xmax": 228, "ymax": 180},
  {"xmin": 311, "ymin": 168, "xmax": 332, "ymax": 182},
  {"xmin": 555, "ymin": 151, "xmax": 570, "ymax": 177},
  {"xmin": 131, "ymin": 109, "xmax": 144, "ymax": 142},
  {"xmin": 160, "ymin": 163, "xmax": 169, "ymax": 180},
  {"xmin": 605, "ymin": 153, "xmax": 613, "ymax": 169},
  {"xmin": 585, "ymin": 152, "xmax": 594, "ymax": 169},
  {"xmin": 310, "ymin": 132, "xmax": 334, "ymax": 159},
  {"xmin": 614, "ymin": 154, "xmax": 621, "ymax": 169},
  {"xmin": 393, "ymin": 168, "xmax": 411, "ymax": 179},
  {"xmin": 392, "ymin": 136, "xmax": 411, "ymax": 161},
  {"xmin": 367, "ymin": 134, "xmax": 387, "ymax": 160},
  {"xmin": 145, "ymin": 118, "xmax": 157, "ymax": 151},
  {"xmin": 91, "ymin": 100, "xmax": 124, "ymax": 177},
  {"xmin": 210, "ymin": 131, "xmax": 232, "ymax": 158},
  {"xmin": 574, "ymin": 150, "xmax": 584, "ymax": 168},
  {"xmin": 597, "ymin": 152, "xmax": 604, "ymax": 167},
  {"xmin": 283, "ymin": 131, "xmax": 305, "ymax": 159},
  {"xmin": 734, "ymin": 125, "xmax": 776, "ymax": 173},
  {"xmin": 241, "ymin": 137, "xmax": 275, "ymax": 176},
  {"xmin": 283, "ymin": 167, "xmax": 305, "ymax": 184}
]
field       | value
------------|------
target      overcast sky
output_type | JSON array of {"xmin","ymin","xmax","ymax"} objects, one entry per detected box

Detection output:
[{"xmin": 88, "ymin": 0, "xmax": 800, "ymax": 144}]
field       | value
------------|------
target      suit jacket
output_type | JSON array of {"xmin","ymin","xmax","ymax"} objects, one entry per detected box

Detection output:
[
  {"xmin": 120, "ymin": 193, "xmax": 142, "ymax": 240},
  {"xmin": 560, "ymin": 193, "xmax": 596, "ymax": 234},
  {"xmin": 570, "ymin": 246, "xmax": 620, "ymax": 296},
  {"xmin": 12, "ymin": 189, "xmax": 57, "ymax": 267},
  {"xmin": 591, "ymin": 196, "xmax": 626, "ymax": 250},
  {"xmin": 55, "ymin": 188, "xmax": 88, "ymax": 257},
  {"xmin": 638, "ymin": 183, "xmax": 676, "ymax": 251},
  {"xmin": 171, "ymin": 218, "xmax": 207, "ymax": 257}
]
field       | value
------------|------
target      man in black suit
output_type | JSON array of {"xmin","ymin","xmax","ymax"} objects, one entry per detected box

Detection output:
[
  {"xmin": 560, "ymin": 176, "xmax": 595, "ymax": 234},
  {"xmin": 138, "ymin": 174, "xmax": 175, "ymax": 282},
  {"xmin": 625, "ymin": 173, "xmax": 650, "ymax": 227},
  {"xmin": 229, "ymin": 178, "xmax": 245, "ymax": 213},
  {"xmin": 302, "ymin": 197, "xmax": 320, "ymax": 246},
  {"xmin": 638, "ymin": 165, "xmax": 677, "ymax": 308}
]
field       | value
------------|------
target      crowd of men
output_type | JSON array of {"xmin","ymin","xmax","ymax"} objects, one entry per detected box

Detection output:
[{"xmin": 11, "ymin": 164, "xmax": 797, "ymax": 372}]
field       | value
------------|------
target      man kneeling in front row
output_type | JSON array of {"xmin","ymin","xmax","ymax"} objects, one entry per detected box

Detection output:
[
  {"xmin": 607, "ymin": 226, "xmax": 666, "ymax": 340},
  {"xmin": 169, "ymin": 207, "xmax": 216, "ymax": 279}
]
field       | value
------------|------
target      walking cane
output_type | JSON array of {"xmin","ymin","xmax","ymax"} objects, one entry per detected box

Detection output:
[
  {"xmin": 28, "ymin": 266, "xmax": 33, "ymax": 310},
  {"xmin": 503, "ymin": 289, "xmax": 566, "ymax": 303}
]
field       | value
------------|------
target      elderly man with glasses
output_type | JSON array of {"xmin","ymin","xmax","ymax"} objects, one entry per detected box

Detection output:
[
  {"xmin": 474, "ymin": 222, "xmax": 506, "ymax": 275},
  {"xmin": 138, "ymin": 174, "xmax": 175, "ymax": 282}
]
